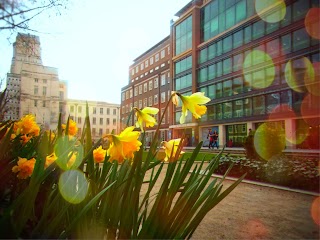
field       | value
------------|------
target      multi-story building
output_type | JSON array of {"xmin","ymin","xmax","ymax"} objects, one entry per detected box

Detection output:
[
  {"xmin": 124, "ymin": 0, "xmax": 320, "ymax": 150},
  {"xmin": 4, "ymin": 33, "xmax": 67, "ymax": 130},
  {"xmin": 66, "ymin": 99, "xmax": 120, "ymax": 141},
  {"xmin": 121, "ymin": 37, "xmax": 171, "ymax": 144}
]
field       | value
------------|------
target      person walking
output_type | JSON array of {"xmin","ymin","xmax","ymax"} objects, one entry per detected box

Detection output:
[
  {"xmin": 212, "ymin": 131, "xmax": 219, "ymax": 149},
  {"xmin": 207, "ymin": 129, "xmax": 214, "ymax": 149}
]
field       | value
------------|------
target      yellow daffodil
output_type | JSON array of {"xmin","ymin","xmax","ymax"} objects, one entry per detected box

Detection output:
[
  {"xmin": 62, "ymin": 119, "xmax": 78, "ymax": 136},
  {"xmin": 45, "ymin": 152, "xmax": 57, "ymax": 168},
  {"xmin": 93, "ymin": 146, "xmax": 107, "ymax": 163},
  {"xmin": 161, "ymin": 138, "xmax": 185, "ymax": 162},
  {"xmin": 104, "ymin": 126, "xmax": 142, "ymax": 163},
  {"xmin": 172, "ymin": 92, "xmax": 210, "ymax": 124},
  {"xmin": 12, "ymin": 157, "xmax": 36, "ymax": 179},
  {"xmin": 14, "ymin": 114, "xmax": 40, "ymax": 137},
  {"xmin": 134, "ymin": 107, "xmax": 159, "ymax": 131},
  {"xmin": 20, "ymin": 134, "xmax": 32, "ymax": 145}
]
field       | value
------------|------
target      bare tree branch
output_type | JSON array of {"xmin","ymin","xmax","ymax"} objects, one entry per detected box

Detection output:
[{"xmin": 0, "ymin": 0, "xmax": 69, "ymax": 32}]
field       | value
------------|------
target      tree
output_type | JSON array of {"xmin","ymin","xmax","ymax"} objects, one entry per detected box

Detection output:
[{"xmin": 0, "ymin": 0, "xmax": 69, "ymax": 32}]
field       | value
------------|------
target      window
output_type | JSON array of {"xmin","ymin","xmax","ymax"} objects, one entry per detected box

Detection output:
[
  {"xmin": 113, "ymin": 118, "xmax": 116, "ymax": 125},
  {"xmin": 131, "ymin": 69, "xmax": 135, "ymax": 75},
  {"xmin": 125, "ymin": 91, "xmax": 129, "ymax": 100},
  {"xmin": 35, "ymin": 78, "xmax": 38, "ymax": 83},
  {"xmin": 140, "ymin": 63, "xmax": 144, "ymax": 70},
  {"xmin": 144, "ymin": 83, "xmax": 147, "ymax": 92},
  {"xmin": 134, "ymin": 87, "xmax": 138, "ymax": 96},
  {"xmin": 107, "ymin": 108, "xmax": 110, "ymax": 115},
  {"xmin": 34, "ymin": 100, "xmax": 37, "ymax": 107},
  {"xmin": 233, "ymin": 30, "xmax": 243, "ymax": 49},
  {"xmin": 145, "ymin": 60, "xmax": 148, "ymax": 68},
  {"xmin": 161, "ymin": 92, "xmax": 166, "ymax": 103},
  {"xmin": 93, "ymin": 107, "xmax": 96, "ymax": 114},
  {"xmin": 149, "ymin": 80, "xmax": 153, "ymax": 90},
  {"xmin": 92, "ymin": 128, "xmax": 96, "ymax": 136},
  {"xmin": 161, "ymin": 74, "xmax": 166, "ymax": 86},
  {"xmin": 143, "ymin": 98, "xmax": 147, "ymax": 107},
  {"xmin": 150, "ymin": 57, "xmax": 154, "ymax": 65},
  {"xmin": 139, "ymin": 85, "xmax": 142, "ymax": 94},
  {"xmin": 113, "ymin": 109, "xmax": 117, "ymax": 115},
  {"xmin": 100, "ymin": 118, "xmax": 103, "ymax": 125},
  {"xmin": 175, "ymin": 16, "xmax": 192, "ymax": 55},
  {"xmin": 99, "ymin": 128, "xmax": 103, "ymax": 135},
  {"xmin": 129, "ymin": 89, "xmax": 133, "ymax": 98},
  {"xmin": 155, "ymin": 53, "xmax": 159, "ymax": 62},
  {"xmin": 293, "ymin": 28, "xmax": 309, "ymax": 52},
  {"xmin": 139, "ymin": 100, "xmax": 142, "ymax": 108},
  {"xmin": 78, "ymin": 117, "xmax": 82, "ymax": 124},
  {"xmin": 252, "ymin": 20, "xmax": 264, "ymax": 40},
  {"xmin": 93, "ymin": 117, "xmax": 96, "ymax": 124},
  {"xmin": 154, "ymin": 94, "xmax": 158, "ymax": 105},
  {"xmin": 161, "ymin": 49, "xmax": 165, "ymax": 58},
  {"xmin": 253, "ymin": 95, "xmax": 265, "ymax": 115},
  {"xmin": 122, "ymin": 92, "xmax": 125, "ymax": 100},
  {"xmin": 154, "ymin": 78, "xmax": 158, "ymax": 88},
  {"xmin": 100, "ymin": 108, "xmax": 103, "ymax": 114},
  {"xmin": 281, "ymin": 34, "xmax": 291, "ymax": 55},
  {"xmin": 148, "ymin": 96, "xmax": 152, "ymax": 106},
  {"xmin": 34, "ymin": 86, "xmax": 38, "ymax": 95},
  {"xmin": 59, "ymin": 91, "xmax": 64, "ymax": 100},
  {"xmin": 42, "ymin": 86, "xmax": 47, "ymax": 96},
  {"xmin": 106, "ymin": 118, "xmax": 110, "ymax": 124},
  {"xmin": 70, "ymin": 106, "xmax": 74, "ymax": 113},
  {"xmin": 43, "ymin": 79, "xmax": 47, "ymax": 84},
  {"xmin": 78, "ymin": 106, "xmax": 82, "ymax": 113},
  {"xmin": 135, "ymin": 66, "xmax": 138, "ymax": 73}
]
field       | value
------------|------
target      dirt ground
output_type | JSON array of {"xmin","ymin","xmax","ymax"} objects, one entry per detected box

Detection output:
[{"xmin": 143, "ymin": 163, "xmax": 320, "ymax": 240}]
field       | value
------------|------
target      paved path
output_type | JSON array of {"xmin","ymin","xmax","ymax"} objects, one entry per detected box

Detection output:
[{"xmin": 192, "ymin": 176, "xmax": 320, "ymax": 239}]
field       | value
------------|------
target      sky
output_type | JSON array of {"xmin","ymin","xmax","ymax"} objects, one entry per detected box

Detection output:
[{"xmin": 0, "ymin": 0, "xmax": 190, "ymax": 104}]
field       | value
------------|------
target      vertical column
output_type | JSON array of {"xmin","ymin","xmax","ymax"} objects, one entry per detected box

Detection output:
[
  {"xmin": 285, "ymin": 118, "xmax": 296, "ymax": 149},
  {"xmin": 218, "ymin": 125, "xmax": 225, "ymax": 148},
  {"xmin": 247, "ymin": 122, "xmax": 255, "ymax": 135}
]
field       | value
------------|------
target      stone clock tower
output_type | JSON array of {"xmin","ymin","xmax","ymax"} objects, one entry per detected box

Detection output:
[
  {"xmin": 4, "ymin": 33, "xmax": 68, "ymax": 130},
  {"xmin": 11, "ymin": 33, "xmax": 43, "ymax": 74}
]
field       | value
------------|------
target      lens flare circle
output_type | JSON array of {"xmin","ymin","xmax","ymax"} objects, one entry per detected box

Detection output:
[
  {"xmin": 305, "ymin": 8, "xmax": 320, "ymax": 40},
  {"xmin": 59, "ymin": 169, "xmax": 89, "ymax": 204},
  {"xmin": 311, "ymin": 197, "xmax": 320, "ymax": 226},
  {"xmin": 254, "ymin": 122, "xmax": 286, "ymax": 161},
  {"xmin": 267, "ymin": 104, "xmax": 309, "ymax": 145},
  {"xmin": 300, "ymin": 94, "xmax": 320, "ymax": 127},
  {"xmin": 285, "ymin": 58, "xmax": 313, "ymax": 93},
  {"xmin": 255, "ymin": 0, "xmax": 286, "ymax": 23},
  {"xmin": 243, "ymin": 50, "xmax": 275, "ymax": 89},
  {"xmin": 306, "ymin": 61, "xmax": 320, "ymax": 96}
]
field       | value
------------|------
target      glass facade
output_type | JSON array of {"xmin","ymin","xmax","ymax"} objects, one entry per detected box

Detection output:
[
  {"xmin": 175, "ymin": 16, "xmax": 192, "ymax": 55},
  {"xmin": 201, "ymin": 0, "xmax": 254, "ymax": 42}
]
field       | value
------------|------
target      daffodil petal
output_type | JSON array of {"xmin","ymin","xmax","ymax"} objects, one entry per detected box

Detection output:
[{"xmin": 142, "ymin": 107, "xmax": 159, "ymax": 115}]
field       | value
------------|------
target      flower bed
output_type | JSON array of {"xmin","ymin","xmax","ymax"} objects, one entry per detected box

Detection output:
[{"xmin": 214, "ymin": 155, "xmax": 319, "ymax": 193}]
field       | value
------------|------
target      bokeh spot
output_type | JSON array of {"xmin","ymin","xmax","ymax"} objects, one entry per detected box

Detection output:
[
  {"xmin": 255, "ymin": 0, "xmax": 286, "ymax": 23},
  {"xmin": 306, "ymin": 61, "xmax": 320, "ymax": 96},
  {"xmin": 300, "ymin": 94, "xmax": 320, "ymax": 127},
  {"xmin": 267, "ymin": 104, "xmax": 308, "ymax": 145},
  {"xmin": 254, "ymin": 122, "xmax": 286, "ymax": 160},
  {"xmin": 243, "ymin": 50, "xmax": 275, "ymax": 89},
  {"xmin": 305, "ymin": 8, "xmax": 320, "ymax": 40},
  {"xmin": 311, "ymin": 197, "xmax": 320, "ymax": 226},
  {"xmin": 59, "ymin": 169, "xmax": 89, "ymax": 204},
  {"xmin": 285, "ymin": 58, "xmax": 312, "ymax": 93}
]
